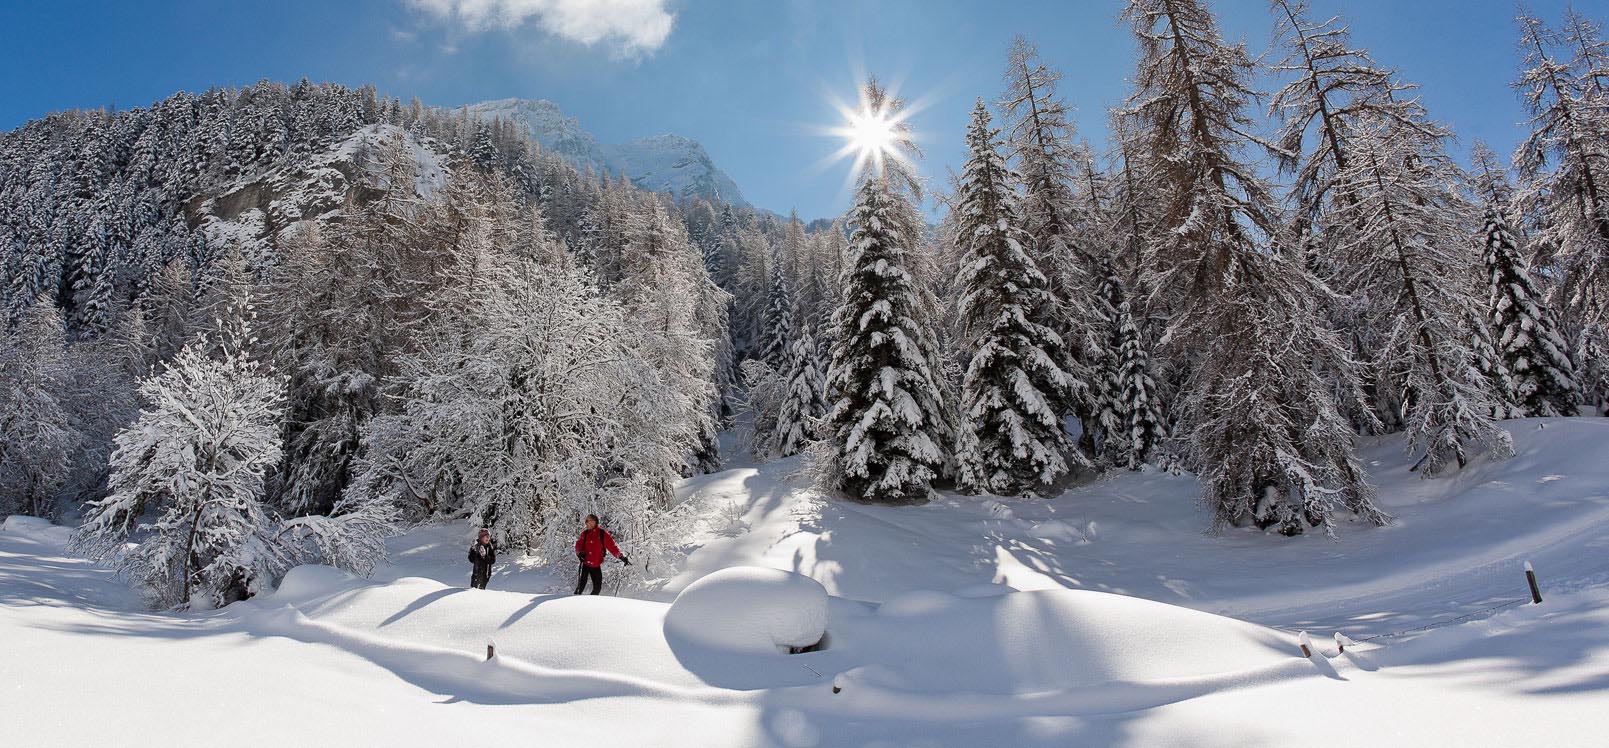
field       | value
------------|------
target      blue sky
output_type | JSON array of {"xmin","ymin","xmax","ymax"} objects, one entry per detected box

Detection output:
[{"xmin": 0, "ymin": 0, "xmax": 1582, "ymax": 220}]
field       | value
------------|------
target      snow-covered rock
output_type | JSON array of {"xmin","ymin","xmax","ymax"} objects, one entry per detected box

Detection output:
[
  {"xmin": 462, "ymin": 98, "xmax": 749, "ymax": 207},
  {"xmin": 191, "ymin": 124, "xmax": 450, "ymax": 266},
  {"xmin": 664, "ymin": 567, "xmax": 827, "ymax": 655}
]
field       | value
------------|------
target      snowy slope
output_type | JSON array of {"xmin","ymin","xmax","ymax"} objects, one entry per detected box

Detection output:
[
  {"xmin": 3, "ymin": 418, "xmax": 1608, "ymax": 747},
  {"xmin": 668, "ymin": 418, "xmax": 1609, "ymax": 634},
  {"xmin": 462, "ymin": 98, "xmax": 750, "ymax": 207}
]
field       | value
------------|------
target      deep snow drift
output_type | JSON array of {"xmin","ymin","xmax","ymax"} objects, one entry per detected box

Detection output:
[{"xmin": 3, "ymin": 418, "xmax": 1608, "ymax": 747}]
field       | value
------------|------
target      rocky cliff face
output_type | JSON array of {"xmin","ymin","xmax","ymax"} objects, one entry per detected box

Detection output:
[{"xmin": 189, "ymin": 124, "xmax": 450, "ymax": 266}]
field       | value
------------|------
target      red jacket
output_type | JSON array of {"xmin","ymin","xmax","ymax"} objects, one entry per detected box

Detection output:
[{"xmin": 575, "ymin": 527, "xmax": 622, "ymax": 567}]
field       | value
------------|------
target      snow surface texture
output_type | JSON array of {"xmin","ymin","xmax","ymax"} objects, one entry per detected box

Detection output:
[
  {"xmin": 3, "ymin": 418, "xmax": 1608, "ymax": 746},
  {"xmin": 664, "ymin": 566, "xmax": 828, "ymax": 655},
  {"xmin": 463, "ymin": 98, "xmax": 749, "ymax": 207}
]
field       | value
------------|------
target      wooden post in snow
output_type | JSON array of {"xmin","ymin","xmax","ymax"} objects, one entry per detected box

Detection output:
[{"xmin": 1525, "ymin": 561, "xmax": 1543, "ymax": 604}]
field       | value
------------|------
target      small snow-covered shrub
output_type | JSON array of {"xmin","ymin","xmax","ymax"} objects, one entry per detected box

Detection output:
[{"xmin": 664, "ymin": 567, "xmax": 828, "ymax": 655}]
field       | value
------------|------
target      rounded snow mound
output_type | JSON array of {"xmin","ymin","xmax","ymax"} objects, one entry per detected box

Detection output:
[
  {"xmin": 851, "ymin": 588, "xmax": 1297, "ymax": 694},
  {"xmin": 878, "ymin": 589, "xmax": 956, "ymax": 616},
  {"xmin": 664, "ymin": 567, "xmax": 828, "ymax": 655},
  {"xmin": 1, "ymin": 515, "xmax": 73, "ymax": 545},
  {"xmin": 271, "ymin": 565, "xmax": 360, "ymax": 603}
]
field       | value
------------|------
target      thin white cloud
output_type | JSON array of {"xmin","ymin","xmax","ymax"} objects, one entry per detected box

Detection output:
[{"xmin": 405, "ymin": 0, "xmax": 675, "ymax": 57}]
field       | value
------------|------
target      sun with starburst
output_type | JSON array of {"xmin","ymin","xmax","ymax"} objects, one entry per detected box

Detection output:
[{"xmin": 823, "ymin": 78, "xmax": 924, "ymax": 189}]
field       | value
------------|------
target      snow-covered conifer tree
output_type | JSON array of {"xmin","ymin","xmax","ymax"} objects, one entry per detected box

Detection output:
[
  {"xmin": 773, "ymin": 320, "xmax": 827, "ymax": 458},
  {"xmin": 1514, "ymin": 9, "xmax": 1609, "ymax": 327},
  {"xmin": 822, "ymin": 85, "xmax": 953, "ymax": 502},
  {"xmin": 1469, "ymin": 141, "xmax": 1517, "ymax": 212},
  {"xmin": 261, "ymin": 134, "xmax": 435, "ymax": 515},
  {"xmin": 1482, "ymin": 209, "xmax": 1581, "ymax": 416},
  {"xmin": 1268, "ymin": 0, "xmax": 1512, "ymax": 471},
  {"xmin": 354, "ymin": 246, "xmax": 691, "ymax": 564},
  {"xmin": 1328, "ymin": 120, "xmax": 1513, "ymax": 472},
  {"xmin": 732, "ymin": 226, "xmax": 774, "ymax": 360},
  {"xmin": 1121, "ymin": 0, "xmax": 1384, "ymax": 533},
  {"xmin": 1114, "ymin": 299, "xmax": 1165, "ymax": 470},
  {"xmin": 760, "ymin": 242, "xmax": 794, "ymax": 370},
  {"xmin": 952, "ymin": 100, "xmax": 1077, "ymax": 496},
  {"xmin": 135, "ymin": 259, "xmax": 195, "ymax": 370},
  {"xmin": 1091, "ymin": 260, "xmax": 1127, "ymax": 462},
  {"xmin": 999, "ymin": 37, "xmax": 1099, "ymax": 448}
]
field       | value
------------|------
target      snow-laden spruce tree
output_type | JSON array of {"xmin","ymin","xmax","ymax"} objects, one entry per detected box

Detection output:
[
  {"xmin": 1074, "ymin": 155, "xmax": 1128, "ymax": 447},
  {"xmin": 821, "ymin": 89, "xmax": 953, "ymax": 502},
  {"xmin": 1114, "ymin": 298, "xmax": 1165, "ymax": 470},
  {"xmin": 1482, "ymin": 209, "xmax": 1581, "ymax": 416},
  {"xmin": 760, "ymin": 241, "xmax": 794, "ymax": 370},
  {"xmin": 1467, "ymin": 302, "xmax": 1522, "ymax": 420},
  {"xmin": 773, "ymin": 320, "xmax": 828, "ymax": 458},
  {"xmin": 72, "ymin": 293, "xmax": 289, "ymax": 608},
  {"xmin": 999, "ymin": 36, "xmax": 1099, "ymax": 448},
  {"xmin": 1090, "ymin": 263, "xmax": 1127, "ymax": 462},
  {"xmin": 0, "ymin": 298, "xmax": 81, "ymax": 518},
  {"xmin": 1121, "ymin": 0, "xmax": 1385, "ymax": 533},
  {"xmin": 952, "ymin": 100, "xmax": 1077, "ymax": 496}
]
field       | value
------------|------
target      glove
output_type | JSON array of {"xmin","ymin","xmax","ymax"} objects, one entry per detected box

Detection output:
[
  {"xmin": 577, "ymin": 552, "xmax": 586, "ymax": 562},
  {"xmin": 621, "ymin": 556, "xmax": 632, "ymax": 566}
]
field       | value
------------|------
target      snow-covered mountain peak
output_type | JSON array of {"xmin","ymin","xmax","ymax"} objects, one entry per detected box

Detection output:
[{"xmin": 459, "ymin": 98, "xmax": 749, "ymax": 207}]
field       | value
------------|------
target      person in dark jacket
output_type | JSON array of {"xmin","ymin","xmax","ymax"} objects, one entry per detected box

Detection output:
[
  {"xmin": 468, "ymin": 528, "xmax": 497, "ymax": 589},
  {"xmin": 574, "ymin": 514, "xmax": 629, "ymax": 595}
]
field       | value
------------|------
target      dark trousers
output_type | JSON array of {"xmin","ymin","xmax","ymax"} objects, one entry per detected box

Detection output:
[
  {"xmin": 470, "ymin": 568, "xmax": 490, "ymax": 589},
  {"xmin": 575, "ymin": 564, "xmax": 603, "ymax": 595}
]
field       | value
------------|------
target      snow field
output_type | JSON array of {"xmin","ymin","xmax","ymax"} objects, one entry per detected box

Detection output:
[{"xmin": 3, "ymin": 418, "xmax": 1608, "ymax": 746}]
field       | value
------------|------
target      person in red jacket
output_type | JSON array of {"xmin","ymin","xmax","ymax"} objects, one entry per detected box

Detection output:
[{"xmin": 574, "ymin": 514, "xmax": 630, "ymax": 595}]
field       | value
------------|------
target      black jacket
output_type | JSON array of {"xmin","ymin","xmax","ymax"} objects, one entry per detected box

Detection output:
[{"xmin": 468, "ymin": 541, "xmax": 497, "ymax": 573}]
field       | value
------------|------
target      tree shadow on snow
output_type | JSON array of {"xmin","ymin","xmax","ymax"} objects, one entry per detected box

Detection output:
[
  {"xmin": 496, "ymin": 593, "xmax": 565, "ymax": 630},
  {"xmin": 376, "ymin": 587, "xmax": 468, "ymax": 628}
]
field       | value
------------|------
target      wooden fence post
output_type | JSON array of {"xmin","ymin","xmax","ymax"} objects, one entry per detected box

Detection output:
[{"xmin": 1525, "ymin": 561, "xmax": 1542, "ymax": 604}]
